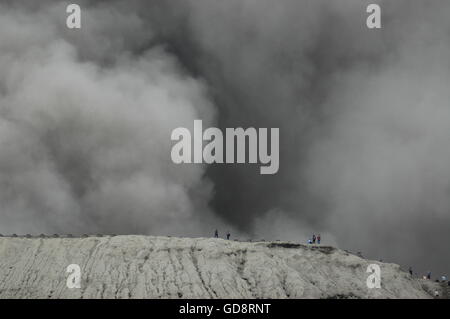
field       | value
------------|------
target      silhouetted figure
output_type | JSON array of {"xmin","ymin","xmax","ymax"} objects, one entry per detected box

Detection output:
[
  {"xmin": 312, "ymin": 234, "xmax": 316, "ymax": 244},
  {"xmin": 317, "ymin": 234, "xmax": 321, "ymax": 244},
  {"xmin": 226, "ymin": 232, "xmax": 230, "ymax": 240},
  {"xmin": 409, "ymin": 267, "xmax": 413, "ymax": 276},
  {"xmin": 427, "ymin": 271, "xmax": 432, "ymax": 280},
  {"xmin": 214, "ymin": 229, "xmax": 218, "ymax": 238}
]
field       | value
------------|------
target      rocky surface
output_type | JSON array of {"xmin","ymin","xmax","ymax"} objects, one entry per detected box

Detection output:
[{"xmin": 0, "ymin": 235, "xmax": 441, "ymax": 298}]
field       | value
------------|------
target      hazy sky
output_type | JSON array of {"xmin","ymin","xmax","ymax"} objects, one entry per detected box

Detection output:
[{"xmin": 0, "ymin": 0, "xmax": 449, "ymax": 276}]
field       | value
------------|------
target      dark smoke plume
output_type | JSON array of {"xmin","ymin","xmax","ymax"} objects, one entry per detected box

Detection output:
[{"xmin": 1, "ymin": 0, "xmax": 449, "ymax": 275}]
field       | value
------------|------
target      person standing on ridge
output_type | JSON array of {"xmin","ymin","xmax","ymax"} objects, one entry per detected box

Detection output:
[
  {"xmin": 226, "ymin": 231, "xmax": 230, "ymax": 240},
  {"xmin": 409, "ymin": 267, "xmax": 413, "ymax": 276},
  {"xmin": 214, "ymin": 229, "xmax": 218, "ymax": 238},
  {"xmin": 312, "ymin": 234, "xmax": 316, "ymax": 244},
  {"xmin": 317, "ymin": 234, "xmax": 321, "ymax": 244}
]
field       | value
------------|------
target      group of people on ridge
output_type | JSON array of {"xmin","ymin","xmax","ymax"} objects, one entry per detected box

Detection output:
[
  {"xmin": 308, "ymin": 234, "xmax": 321, "ymax": 244},
  {"xmin": 408, "ymin": 267, "xmax": 448, "ymax": 285},
  {"xmin": 214, "ymin": 229, "xmax": 231, "ymax": 240},
  {"xmin": 213, "ymin": 229, "xmax": 323, "ymax": 244}
]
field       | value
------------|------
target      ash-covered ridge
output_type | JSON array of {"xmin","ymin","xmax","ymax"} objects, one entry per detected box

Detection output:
[{"xmin": 0, "ymin": 235, "xmax": 441, "ymax": 299}]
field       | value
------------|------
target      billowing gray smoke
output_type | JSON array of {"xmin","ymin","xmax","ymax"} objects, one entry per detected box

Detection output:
[
  {"xmin": 0, "ymin": 0, "xmax": 223, "ymax": 237},
  {"xmin": 0, "ymin": 0, "xmax": 449, "ymax": 276}
]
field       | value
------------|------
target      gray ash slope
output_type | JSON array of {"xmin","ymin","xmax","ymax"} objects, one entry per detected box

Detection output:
[{"xmin": 0, "ymin": 235, "xmax": 441, "ymax": 298}]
